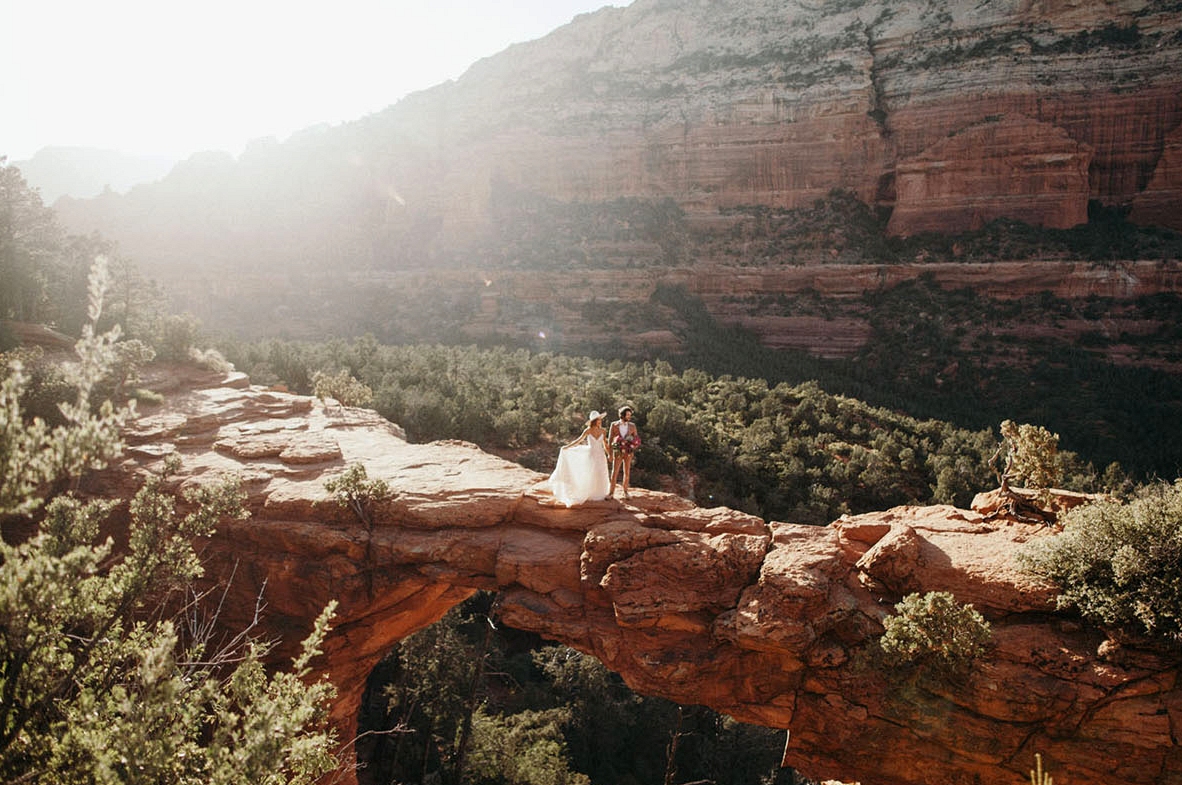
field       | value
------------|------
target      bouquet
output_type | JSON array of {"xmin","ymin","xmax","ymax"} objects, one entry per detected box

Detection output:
[{"xmin": 611, "ymin": 433, "xmax": 641, "ymax": 454}]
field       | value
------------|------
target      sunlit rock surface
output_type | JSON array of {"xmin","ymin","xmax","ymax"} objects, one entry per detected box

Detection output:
[
  {"xmin": 85, "ymin": 370, "xmax": 1182, "ymax": 785},
  {"xmin": 409, "ymin": 0, "xmax": 1182, "ymax": 234},
  {"xmin": 56, "ymin": 0, "xmax": 1182, "ymax": 275}
]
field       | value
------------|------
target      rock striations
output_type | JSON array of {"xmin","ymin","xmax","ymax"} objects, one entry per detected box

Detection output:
[
  {"xmin": 54, "ymin": 0, "xmax": 1182, "ymax": 276},
  {"xmin": 84, "ymin": 370, "xmax": 1182, "ymax": 785},
  {"xmin": 380, "ymin": 0, "xmax": 1182, "ymax": 235}
]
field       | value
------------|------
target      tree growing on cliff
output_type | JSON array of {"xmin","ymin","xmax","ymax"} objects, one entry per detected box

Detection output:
[
  {"xmin": 0, "ymin": 261, "xmax": 339, "ymax": 784},
  {"xmin": 878, "ymin": 591, "xmax": 992, "ymax": 677},
  {"xmin": 992, "ymin": 419, "xmax": 1063, "ymax": 492}
]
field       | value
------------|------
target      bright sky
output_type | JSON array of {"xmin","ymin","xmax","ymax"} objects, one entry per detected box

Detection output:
[{"xmin": 1, "ymin": 0, "xmax": 630, "ymax": 162}]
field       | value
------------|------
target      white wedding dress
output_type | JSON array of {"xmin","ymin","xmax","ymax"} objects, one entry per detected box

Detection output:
[{"xmin": 548, "ymin": 434, "xmax": 610, "ymax": 507}]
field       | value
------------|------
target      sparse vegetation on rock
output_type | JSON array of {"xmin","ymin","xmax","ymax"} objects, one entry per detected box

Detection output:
[
  {"xmin": 878, "ymin": 590, "xmax": 992, "ymax": 676},
  {"xmin": 1022, "ymin": 480, "xmax": 1182, "ymax": 642}
]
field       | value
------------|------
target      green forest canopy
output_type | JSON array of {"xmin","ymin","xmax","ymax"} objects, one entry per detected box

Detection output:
[{"xmin": 220, "ymin": 338, "xmax": 1119, "ymax": 525}]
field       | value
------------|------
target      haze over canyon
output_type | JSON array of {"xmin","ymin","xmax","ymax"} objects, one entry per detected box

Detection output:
[
  {"xmin": 42, "ymin": 0, "xmax": 1181, "ymax": 372},
  {"xmin": 7, "ymin": 2, "xmax": 1182, "ymax": 784}
]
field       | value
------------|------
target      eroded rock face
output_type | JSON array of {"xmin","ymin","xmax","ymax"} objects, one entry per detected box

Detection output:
[
  {"xmin": 55, "ymin": 0, "xmax": 1182, "ymax": 276},
  {"xmin": 1131, "ymin": 120, "xmax": 1182, "ymax": 230},
  {"xmin": 81, "ymin": 372, "xmax": 1182, "ymax": 785},
  {"xmin": 888, "ymin": 115, "xmax": 1093, "ymax": 236},
  {"xmin": 400, "ymin": 0, "xmax": 1182, "ymax": 235}
]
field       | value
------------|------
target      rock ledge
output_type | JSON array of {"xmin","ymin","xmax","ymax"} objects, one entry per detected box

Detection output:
[{"xmin": 86, "ymin": 373, "xmax": 1181, "ymax": 785}]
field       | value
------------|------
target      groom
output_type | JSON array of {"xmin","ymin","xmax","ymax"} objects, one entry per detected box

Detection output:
[{"xmin": 608, "ymin": 405, "xmax": 639, "ymax": 499}]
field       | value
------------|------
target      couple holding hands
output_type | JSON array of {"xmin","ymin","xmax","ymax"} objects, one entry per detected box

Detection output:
[{"xmin": 548, "ymin": 406, "xmax": 641, "ymax": 507}]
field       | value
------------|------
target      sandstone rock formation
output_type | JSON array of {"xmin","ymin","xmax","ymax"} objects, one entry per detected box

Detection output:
[
  {"xmin": 84, "ymin": 370, "xmax": 1182, "ymax": 785},
  {"xmin": 373, "ymin": 0, "xmax": 1182, "ymax": 235},
  {"xmin": 1131, "ymin": 120, "xmax": 1182, "ymax": 229},
  {"xmin": 888, "ymin": 115, "xmax": 1093, "ymax": 235},
  {"xmin": 55, "ymin": 0, "xmax": 1182, "ymax": 274},
  {"xmin": 156, "ymin": 259, "xmax": 1182, "ymax": 366}
]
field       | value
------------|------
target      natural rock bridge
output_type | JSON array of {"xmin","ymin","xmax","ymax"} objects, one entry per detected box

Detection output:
[{"xmin": 90, "ymin": 369, "xmax": 1181, "ymax": 785}]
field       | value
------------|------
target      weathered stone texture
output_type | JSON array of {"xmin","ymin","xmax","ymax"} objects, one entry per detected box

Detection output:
[
  {"xmin": 83, "ymin": 372, "xmax": 1182, "ymax": 785},
  {"xmin": 55, "ymin": 0, "xmax": 1182, "ymax": 269},
  {"xmin": 889, "ymin": 116, "xmax": 1093, "ymax": 235}
]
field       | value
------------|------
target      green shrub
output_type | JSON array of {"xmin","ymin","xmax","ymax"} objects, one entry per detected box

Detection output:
[
  {"xmin": 128, "ymin": 387, "xmax": 165, "ymax": 406},
  {"xmin": 149, "ymin": 312, "xmax": 203, "ymax": 362},
  {"xmin": 879, "ymin": 591, "xmax": 992, "ymax": 674},
  {"xmin": 468, "ymin": 708, "xmax": 591, "ymax": 785},
  {"xmin": 1022, "ymin": 481, "xmax": 1182, "ymax": 640},
  {"xmin": 1, "ymin": 262, "xmax": 339, "ymax": 783},
  {"xmin": 995, "ymin": 419, "xmax": 1064, "ymax": 491},
  {"xmin": 324, "ymin": 462, "xmax": 392, "ymax": 528},
  {"xmin": 188, "ymin": 345, "xmax": 232, "ymax": 373},
  {"xmin": 312, "ymin": 368, "xmax": 373, "ymax": 408},
  {"xmin": 95, "ymin": 338, "xmax": 156, "ymax": 402},
  {"xmin": 2, "ymin": 346, "xmax": 75, "ymax": 426}
]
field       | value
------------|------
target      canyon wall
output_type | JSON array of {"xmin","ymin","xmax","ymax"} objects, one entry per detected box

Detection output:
[
  {"xmin": 85, "ymin": 369, "xmax": 1182, "ymax": 785},
  {"xmin": 54, "ymin": 0, "xmax": 1182, "ymax": 275},
  {"xmin": 156, "ymin": 259, "xmax": 1182, "ymax": 367},
  {"xmin": 387, "ymin": 0, "xmax": 1182, "ymax": 233}
]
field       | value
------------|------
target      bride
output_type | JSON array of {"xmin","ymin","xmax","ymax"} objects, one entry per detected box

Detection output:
[{"xmin": 548, "ymin": 410, "xmax": 611, "ymax": 506}]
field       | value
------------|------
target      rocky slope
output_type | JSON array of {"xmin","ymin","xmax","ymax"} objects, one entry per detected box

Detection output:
[{"xmin": 83, "ymin": 369, "xmax": 1182, "ymax": 785}]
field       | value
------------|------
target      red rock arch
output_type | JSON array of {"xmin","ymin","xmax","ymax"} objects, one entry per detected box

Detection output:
[{"xmin": 91, "ymin": 373, "xmax": 1182, "ymax": 785}]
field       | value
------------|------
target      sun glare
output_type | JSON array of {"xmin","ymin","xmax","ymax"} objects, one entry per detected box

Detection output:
[{"xmin": 2, "ymin": 0, "xmax": 631, "ymax": 161}]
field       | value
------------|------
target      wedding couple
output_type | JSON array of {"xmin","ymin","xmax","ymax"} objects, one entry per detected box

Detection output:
[{"xmin": 548, "ymin": 406, "xmax": 641, "ymax": 507}]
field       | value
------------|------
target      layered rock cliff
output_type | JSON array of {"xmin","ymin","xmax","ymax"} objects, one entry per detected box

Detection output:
[
  {"xmin": 157, "ymin": 259, "xmax": 1182, "ymax": 368},
  {"xmin": 84, "ymin": 369, "xmax": 1182, "ymax": 785},
  {"xmin": 372, "ymin": 0, "xmax": 1182, "ymax": 234},
  {"xmin": 55, "ymin": 0, "xmax": 1182, "ymax": 276}
]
